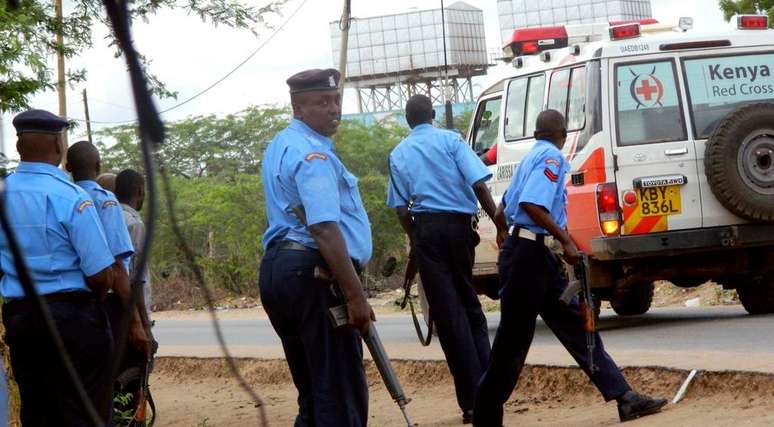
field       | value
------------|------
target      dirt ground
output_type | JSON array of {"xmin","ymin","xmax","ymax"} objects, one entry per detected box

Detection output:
[{"xmin": 150, "ymin": 357, "xmax": 774, "ymax": 426}]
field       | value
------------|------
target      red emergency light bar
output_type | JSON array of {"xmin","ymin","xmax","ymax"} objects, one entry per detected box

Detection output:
[
  {"xmin": 609, "ymin": 18, "xmax": 659, "ymax": 26},
  {"xmin": 609, "ymin": 23, "xmax": 641, "ymax": 40},
  {"xmin": 738, "ymin": 15, "xmax": 769, "ymax": 29},
  {"xmin": 503, "ymin": 25, "xmax": 568, "ymax": 60}
]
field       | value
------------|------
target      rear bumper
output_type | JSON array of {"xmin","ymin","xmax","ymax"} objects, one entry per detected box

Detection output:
[{"xmin": 591, "ymin": 223, "xmax": 774, "ymax": 261}]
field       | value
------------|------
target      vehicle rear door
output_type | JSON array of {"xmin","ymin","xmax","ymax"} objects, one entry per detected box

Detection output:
[
  {"xmin": 610, "ymin": 55, "xmax": 703, "ymax": 234},
  {"xmin": 468, "ymin": 93, "xmax": 503, "ymax": 274}
]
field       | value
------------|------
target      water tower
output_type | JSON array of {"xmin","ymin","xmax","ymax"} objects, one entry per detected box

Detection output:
[{"xmin": 330, "ymin": 1, "xmax": 488, "ymax": 113}]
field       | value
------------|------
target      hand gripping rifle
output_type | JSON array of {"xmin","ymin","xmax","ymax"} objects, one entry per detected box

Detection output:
[
  {"xmin": 559, "ymin": 252, "xmax": 598, "ymax": 373},
  {"xmin": 293, "ymin": 206, "xmax": 415, "ymax": 426}
]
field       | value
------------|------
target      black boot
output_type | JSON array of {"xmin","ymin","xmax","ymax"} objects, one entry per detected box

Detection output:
[
  {"xmin": 462, "ymin": 409, "xmax": 474, "ymax": 424},
  {"xmin": 617, "ymin": 390, "xmax": 668, "ymax": 422}
]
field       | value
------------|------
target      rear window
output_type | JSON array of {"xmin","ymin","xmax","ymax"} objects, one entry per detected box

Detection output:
[
  {"xmin": 615, "ymin": 60, "xmax": 687, "ymax": 146},
  {"xmin": 504, "ymin": 74, "xmax": 546, "ymax": 141},
  {"xmin": 548, "ymin": 66, "xmax": 586, "ymax": 131},
  {"xmin": 683, "ymin": 52, "xmax": 774, "ymax": 139}
]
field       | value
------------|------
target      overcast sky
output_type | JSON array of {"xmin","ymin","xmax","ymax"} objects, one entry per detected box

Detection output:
[{"xmin": 0, "ymin": 0, "xmax": 725, "ymax": 158}]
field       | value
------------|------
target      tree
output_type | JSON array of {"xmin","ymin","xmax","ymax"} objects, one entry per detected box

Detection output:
[
  {"xmin": 98, "ymin": 106, "xmax": 411, "ymax": 293},
  {"xmin": 718, "ymin": 0, "xmax": 774, "ymax": 24},
  {"xmin": 97, "ymin": 105, "xmax": 290, "ymax": 177},
  {"xmin": 0, "ymin": 0, "xmax": 288, "ymax": 112}
]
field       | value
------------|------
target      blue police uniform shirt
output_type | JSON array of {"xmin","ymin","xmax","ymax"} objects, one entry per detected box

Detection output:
[
  {"xmin": 0, "ymin": 162, "xmax": 115, "ymax": 299},
  {"xmin": 386, "ymin": 123, "xmax": 492, "ymax": 214},
  {"xmin": 503, "ymin": 139, "xmax": 570, "ymax": 234},
  {"xmin": 261, "ymin": 119, "xmax": 373, "ymax": 266},
  {"xmin": 76, "ymin": 180, "xmax": 134, "ymax": 270}
]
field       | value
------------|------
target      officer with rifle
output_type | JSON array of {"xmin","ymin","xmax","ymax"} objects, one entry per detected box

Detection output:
[
  {"xmin": 387, "ymin": 94, "xmax": 506, "ymax": 424},
  {"xmin": 473, "ymin": 110, "xmax": 667, "ymax": 426},
  {"xmin": 259, "ymin": 68, "xmax": 375, "ymax": 426}
]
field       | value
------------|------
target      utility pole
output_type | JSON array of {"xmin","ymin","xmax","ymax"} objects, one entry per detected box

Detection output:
[
  {"xmin": 440, "ymin": 0, "xmax": 454, "ymax": 130},
  {"xmin": 55, "ymin": 0, "xmax": 68, "ymax": 166},
  {"xmin": 337, "ymin": 0, "xmax": 352, "ymax": 100},
  {"xmin": 82, "ymin": 89, "xmax": 93, "ymax": 144}
]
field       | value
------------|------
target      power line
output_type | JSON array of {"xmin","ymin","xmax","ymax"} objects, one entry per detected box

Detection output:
[{"xmin": 71, "ymin": 0, "xmax": 309, "ymax": 126}]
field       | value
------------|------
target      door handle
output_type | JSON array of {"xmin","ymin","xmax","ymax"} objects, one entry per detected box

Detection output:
[{"xmin": 664, "ymin": 147, "xmax": 688, "ymax": 156}]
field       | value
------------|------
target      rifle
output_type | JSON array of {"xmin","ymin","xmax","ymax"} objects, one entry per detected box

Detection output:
[
  {"xmin": 329, "ymin": 298, "xmax": 414, "ymax": 427},
  {"xmin": 399, "ymin": 251, "xmax": 433, "ymax": 346},
  {"xmin": 293, "ymin": 206, "xmax": 415, "ymax": 426},
  {"xmin": 559, "ymin": 252, "xmax": 598, "ymax": 373}
]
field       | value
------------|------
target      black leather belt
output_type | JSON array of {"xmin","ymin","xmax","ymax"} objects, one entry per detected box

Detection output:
[
  {"xmin": 276, "ymin": 240, "xmax": 314, "ymax": 252},
  {"xmin": 413, "ymin": 212, "xmax": 473, "ymax": 223},
  {"xmin": 272, "ymin": 240, "xmax": 363, "ymax": 275},
  {"xmin": 4, "ymin": 291, "xmax": 94, "ymax": 307}
]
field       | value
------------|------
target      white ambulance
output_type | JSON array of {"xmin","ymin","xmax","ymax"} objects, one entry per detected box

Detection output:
[{"xmin": 467, "ymin": 16, "xmax": 774, "ymax": 315}]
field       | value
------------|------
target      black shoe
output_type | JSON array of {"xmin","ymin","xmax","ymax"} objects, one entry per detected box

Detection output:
[
  {"xmin": 463, "ymin": 409, "xmax": 474, "ymax": 424},
  {"xmin": 617, "ymin": 391, "xmax": 668, "ymax": 422}
]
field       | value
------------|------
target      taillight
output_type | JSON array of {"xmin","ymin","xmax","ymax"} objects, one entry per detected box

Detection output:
[
  {"xmin": 609, "ymin": 23, "xmax": 641, "ymax": 40},
  {"xmin": 738, "ymin": 15, "xmax": 768, "ymax": 29},
  {"xmin": 596, "ymin": 183, "xmax": 621, "ymax": 236}
]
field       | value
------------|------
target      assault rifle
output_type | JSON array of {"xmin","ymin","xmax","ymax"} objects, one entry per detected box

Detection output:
[{"xmin": 559, "ymin": 252, "xmax": 598, "ymax": 373}]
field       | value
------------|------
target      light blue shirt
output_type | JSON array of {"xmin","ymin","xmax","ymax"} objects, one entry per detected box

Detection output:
[
  {"xmin": 76, "ymin": 180, "xmax": 134, "ymax": 270},
  {"xmin": 386, "ymin": 123, "xmax": 492, "ymax": 214},
  {"xmin": 0, "ymin": 162, "xmax": 115, "ymax": 298},
  {"xmin": 261, "ymin": 119, "xmax": 373, "ymax": 266},
  {"xmin": 503, "ymin": 139, "xmax": 570, "ymax": 234}
]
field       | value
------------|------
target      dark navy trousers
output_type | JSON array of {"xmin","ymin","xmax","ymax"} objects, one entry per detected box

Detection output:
[
  {"xmin": 259, "ymin": 244, "xmax": 368, "ymax": 427},
  {"xmin": 412, "ymin": 213, "xmax": 491, "ymax": 413},
  {"xmin": 473, "ymin": 234, "xmax": 631, "ymax": 426},
  {"xmin": 3, "ymin": 293, "xmax": 114, "ymax": 427}
]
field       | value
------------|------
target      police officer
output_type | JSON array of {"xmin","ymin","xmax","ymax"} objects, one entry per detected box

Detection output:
[
  {"xmin": 1, "ymin": 109, "xmax": 116, "ymax": 425},
  {"xmin": 387, "ymin": 94, "xmax": 506, "ymax": 423},
  {"xmin": 66, "ymin": 141, "xmax": 151, "ymax": 357},
  {"xmin": 473, "ymin": 110, "xmax": 667, "ymax": 426},
  {"xmin": 260, "ymin": 68, "xmax": 374, "ymax": 426}
]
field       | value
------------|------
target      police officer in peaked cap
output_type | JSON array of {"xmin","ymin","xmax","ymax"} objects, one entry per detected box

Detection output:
[
  {"xmin": 259, "ymin": 69, "xmax": 374, "ymax": 426},
  {"xmin": 387, "ymin": 94, "xmax": 506, "ymax": 423},
  {"xmin": 473, "ymin": 109, "xmax": 667, "ymax": 426},
  {"xmin": 1, "ymin": 109, "xmax": 117, "ymax": 425}
]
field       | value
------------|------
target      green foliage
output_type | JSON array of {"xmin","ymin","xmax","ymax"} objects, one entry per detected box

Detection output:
[
  {"xmin": 718, "ymin": 0, "xmax": 774, "ymax": 24},
  {"xmin": 0, "ymin": 0, "xmax": 288, "ymax": 111},
  {"xmin": 453, "ymin": 108, "xmax": 474, "ymax": 139},
  {"xmin": 99, "ymin": 106, "xmax": 412, "ymax": 294},
  {"xmin": 113, "ymin": 391, "xmax": 134, "ymax": 425}
]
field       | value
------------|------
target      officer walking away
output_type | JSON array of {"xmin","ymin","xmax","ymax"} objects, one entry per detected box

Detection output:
[
  {"xmin": 1, "ymin": 109, "xmax": 117, "ymax": 425},
  {"xmin": 116, "ymin": 169, "xmax": 153, "ymax": 324},
  {"xmin": 66, "ymin": 141, "xmax": 151, "ymax": 357},
  {"xmin": 260, "ymin": 68, "xmax": 374, "ymax": 426},
  {"xmin": 387, "ymin": 94, "xmax": 506, "ymax": 424},
  {"xmin": 473, "ymin": 110, "xmax": 667, "ymax": 426},
  {"xmin": 97, "ymin": 172, "xmax": 117, "ymax": 193}
]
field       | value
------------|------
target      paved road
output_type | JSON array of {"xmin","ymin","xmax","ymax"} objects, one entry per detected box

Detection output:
[{"xmin": 154, "ymin": 306, "xmax": 774, "ymax": 372}]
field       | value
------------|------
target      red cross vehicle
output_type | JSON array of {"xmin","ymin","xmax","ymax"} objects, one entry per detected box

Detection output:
[{"xmin": 466, "ymin": 15, "xmax": 774, "ymax": 317}]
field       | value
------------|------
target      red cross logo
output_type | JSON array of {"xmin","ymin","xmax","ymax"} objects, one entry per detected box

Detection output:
[
  {"xmin": 636, "ymin": 79, "xmax": 659, "ymax": 101},
  {"xmin": 629, "ymin": 68, "xmax": 665, "ymax": 108}
]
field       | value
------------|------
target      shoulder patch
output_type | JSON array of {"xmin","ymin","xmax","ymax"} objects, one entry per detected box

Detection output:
[
  {"xmin": 102, "ymin": 200, "xmax": 118, "ymax": 209},
  {"xmin": 76, "ymin": 199, "xmax": 94, "ymax": 213},
  {"xmin": 305, "ymin": 152, "xmax": 328, "ymax": 162},
  {"xmin": 544, "ymin": 168, "xmax": 559, "ymax": 183},
  {"xmin": 545, "ymin": 158, "xmax": 561, "ymax": 167}
]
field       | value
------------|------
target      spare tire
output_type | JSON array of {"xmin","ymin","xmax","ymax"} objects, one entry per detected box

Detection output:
[{"xmin": 705, "ymin": 103, "xmax": 774, "ymax": 221}]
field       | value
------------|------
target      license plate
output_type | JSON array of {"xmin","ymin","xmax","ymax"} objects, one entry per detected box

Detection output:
[{"xmin": 637, "ymin": 185, "xmax": 681, "ymax": 217}]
